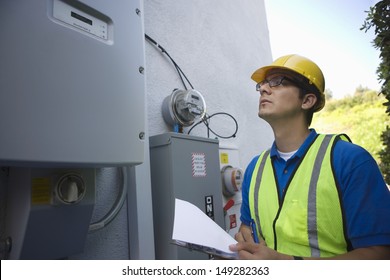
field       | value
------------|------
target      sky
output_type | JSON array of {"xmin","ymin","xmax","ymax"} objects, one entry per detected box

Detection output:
[{"xmin": 264, "ymin": 0, "xmax": 381, "ymax": 99}]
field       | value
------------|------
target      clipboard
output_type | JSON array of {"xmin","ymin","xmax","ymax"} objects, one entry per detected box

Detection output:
[{"xmin": 171, "ymin": 198, "xmax": 238, "ymax": 259}]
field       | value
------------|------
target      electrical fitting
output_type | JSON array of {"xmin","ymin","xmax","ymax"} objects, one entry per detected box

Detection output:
[{"xmin": 162, "ymin": 88, "xmax": 206, "ymax": 127}]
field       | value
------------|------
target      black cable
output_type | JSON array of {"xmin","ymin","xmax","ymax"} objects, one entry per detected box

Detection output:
[
  {"xmin": 145, "ymin": 34, "xmax": 194, "ymax": 90},
  {"xmin": 187, "ymin": 112, "xmax": 239, "ymax": 139},
  {"xmin": 144, "ymin": 34, "xmax": 238, "ymax": 138}
]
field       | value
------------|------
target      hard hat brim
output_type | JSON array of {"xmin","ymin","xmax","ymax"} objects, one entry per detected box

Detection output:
[{"xmin": 251, "ymin": 65, "xmax": 300, "ymax": 83}]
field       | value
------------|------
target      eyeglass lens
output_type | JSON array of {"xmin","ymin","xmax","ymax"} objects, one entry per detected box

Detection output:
[{"xmin": 256, "ymin": 76, "xmax": 286, "ymax": 91}]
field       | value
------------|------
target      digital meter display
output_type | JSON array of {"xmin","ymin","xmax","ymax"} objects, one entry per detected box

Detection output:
[
  {"xmin": 71, "ymin": 11, "xmax": 93, "ymax": 26},
  {"xmin": 52, "ymin": 0, "xmax": 109, "ymax": 41}
]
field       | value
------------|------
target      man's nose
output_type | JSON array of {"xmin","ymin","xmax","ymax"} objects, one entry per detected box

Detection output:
[{"xmin": 259, "ymin": 85, "xmax": 271, "ymax": 96}]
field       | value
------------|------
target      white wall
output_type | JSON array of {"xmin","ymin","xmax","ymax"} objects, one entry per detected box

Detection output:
[{"xmin": 144, "ymin": 0, "xmax": 274, "ymax": 169}]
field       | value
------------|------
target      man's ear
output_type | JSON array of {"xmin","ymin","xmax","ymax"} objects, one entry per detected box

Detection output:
[{"xmin": 301, "ymin": 93, "xmax": 317, "ymax": 110}]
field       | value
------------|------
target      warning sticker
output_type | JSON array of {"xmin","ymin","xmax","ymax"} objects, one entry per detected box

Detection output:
[
  {"xmin": 220, "ymin": 152, "xmax": 229, "ymax": 164},
  {"xmin": 229, "ymin": 214, "xmax": 237, "ymax": 229},
  {"xmin": 192, "ymin": 152, "xmax": 206, "ymax": 177},
  {"xmin": 31, "ymin": 177, "xmax": 51, "ymax": 205}
]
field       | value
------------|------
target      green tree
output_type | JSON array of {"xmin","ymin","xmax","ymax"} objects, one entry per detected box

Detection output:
[
  {"xmin": 324, "ymin": 89, "xmax": 333, "ymax": 101},
  {"xmin": 362, "ymin": 0, "xmax": 390, "ymax": 184},
  {"xmin": 312, "ymin": 88, "xmax": 388, "ymax": 164}
]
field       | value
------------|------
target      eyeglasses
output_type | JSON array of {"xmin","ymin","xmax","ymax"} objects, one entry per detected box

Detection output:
[{"xmin": 256, "ymin": 76, "xmax": 297, "ymax": 91}]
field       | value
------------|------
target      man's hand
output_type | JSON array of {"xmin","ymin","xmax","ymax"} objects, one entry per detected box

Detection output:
[
  {"xmin": 229, "ymin": 224, "xmax": 293, "ymax": 260},
  {"xmin": 230, "ymin": 225, "xmax": 390, "ymax": 260}
]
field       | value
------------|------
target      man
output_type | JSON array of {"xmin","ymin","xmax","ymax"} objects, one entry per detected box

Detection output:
[{"xmin": 229, "ymin": 54, "xmax": 390, "ymax": 259}]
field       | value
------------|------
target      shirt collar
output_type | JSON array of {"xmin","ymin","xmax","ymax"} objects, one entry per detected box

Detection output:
[{"xmin": 270, "ymin": 129, "xmax": 318, "ymax": 159}]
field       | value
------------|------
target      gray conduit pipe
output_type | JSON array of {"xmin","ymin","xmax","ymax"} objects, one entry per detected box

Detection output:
[{"xmin": 88, "ymin": 166, "xmax": 128, "ymax": 232}]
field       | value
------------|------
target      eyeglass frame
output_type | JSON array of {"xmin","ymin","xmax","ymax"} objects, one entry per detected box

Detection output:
[{"xmin": 255, "ymin": 76, "xmax": 299, "ymax": 91}]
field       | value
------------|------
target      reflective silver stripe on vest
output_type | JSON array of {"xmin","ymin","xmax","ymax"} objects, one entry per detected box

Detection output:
[
  {"xmin": 253, "ymin": 150, "xmax": 270, "ymax": 240},
  {"xmin": 307, "ymin": 134, "xmax": 333, "ymax": 257}
]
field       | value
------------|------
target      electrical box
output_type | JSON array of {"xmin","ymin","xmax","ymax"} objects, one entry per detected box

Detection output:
[
  {"xmin": 219, "ymin": 146, "xmax": 243, "ymax": 238},
  {"xmin": 149, "ymin": 133, "xmax": 225, "ymax": 260},
  {"xmin": 0, "ymin": 0, "xmax": 145, "ymax": 167},
  {"xmin": 5, "ymin": 168, "xmax": 95, "ymax": 259}
]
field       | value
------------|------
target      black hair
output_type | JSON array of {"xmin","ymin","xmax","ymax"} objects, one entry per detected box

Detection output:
[{"xmin": 284, "ymin": 71, "xmax": 320, "ymax": 126}]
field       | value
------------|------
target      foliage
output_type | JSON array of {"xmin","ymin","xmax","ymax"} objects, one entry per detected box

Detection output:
[
  {"xmin": 312, "ymin": 89, "xmax": 388, "ymax": 165},
  {"xmin": 361, "ymin": 0, "xmax": 390, "ymax": 184}
]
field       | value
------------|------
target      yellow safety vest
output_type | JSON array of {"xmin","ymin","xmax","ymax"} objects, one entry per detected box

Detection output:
[{"xmin": 249, "ymin": 134, "xmax": 350, "ymax": 257}]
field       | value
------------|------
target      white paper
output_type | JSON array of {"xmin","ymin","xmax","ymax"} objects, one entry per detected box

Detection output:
[{"xmin": 172, "ymin": 198, "xmax": 238, "ymax": 259}]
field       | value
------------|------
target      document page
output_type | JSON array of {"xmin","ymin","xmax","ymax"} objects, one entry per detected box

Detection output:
[{"xmin": 172, "ymin": 198, "xmax": 238, "ymax": 259}]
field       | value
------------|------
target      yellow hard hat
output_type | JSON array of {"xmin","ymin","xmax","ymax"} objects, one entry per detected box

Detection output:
[{"xmin": 251, "ymin": 54, "xmax": 325, "ymax": 112}]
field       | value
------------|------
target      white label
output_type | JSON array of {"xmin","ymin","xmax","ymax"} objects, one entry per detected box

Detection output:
[{"xmin": 191, "ymin": 153, "xmax": 206, "ymax": 177}]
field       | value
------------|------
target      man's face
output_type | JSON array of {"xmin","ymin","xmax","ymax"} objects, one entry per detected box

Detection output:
[{"xmin": 257, "ymin": 71, "xmax": 304, "ymax": 123}]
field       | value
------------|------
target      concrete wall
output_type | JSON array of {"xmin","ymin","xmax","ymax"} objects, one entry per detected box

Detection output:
[{"xmin": 144, "ymin": 0, "xmax": 274, "ymax": 167}]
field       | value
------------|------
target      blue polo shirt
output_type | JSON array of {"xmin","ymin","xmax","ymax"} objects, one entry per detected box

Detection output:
[{"xmin": 240, "ymin": 129, "xmax": 390, "ymax": 249}]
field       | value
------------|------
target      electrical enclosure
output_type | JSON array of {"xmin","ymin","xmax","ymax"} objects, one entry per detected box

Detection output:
[
  {"xmin": 0, "ymin": 0, "xmax": 145, "ymax": 167},
  {"xmin": 149, "ymin": 133, "xmax": 225, "ymax": 260},
  {"xmin": 5, "ymin": 168, "xmax": 96, "ymax": 259}
]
